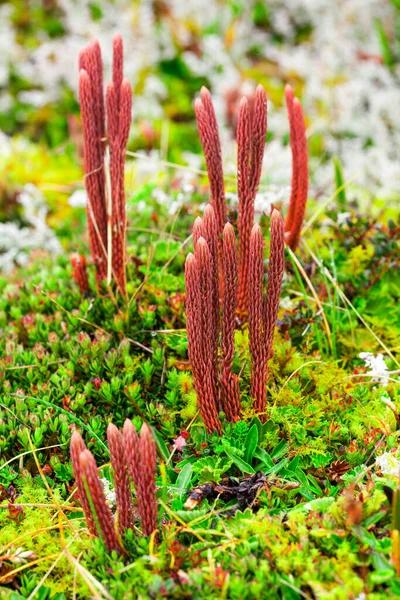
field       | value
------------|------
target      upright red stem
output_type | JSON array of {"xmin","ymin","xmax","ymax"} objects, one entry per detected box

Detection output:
[
  {"xmin": 70, "ymin": 431, "xmax": 97, "ymax": 537},
  {"xmin": 220, "ymin": 223, "xmax": 241, "ymax": 421},
  {"xmin": 138, "ymin": 424, "xmax": 158, "ymax": 536},
  {"xmin": 194, "ymin": 88, "xmax": 226, "ymax": 235},
  {"xmin": 79, "ymin": 449, "xmax": 122, "ymax": 554},
  {"xmin": 185, "ymin": 248, "xmax": 222, "ymax": 434},
  {"xmin": 249, "ymin": 210, "xmax": 285, "ymax": 419},
  {"xmin": 79, "ymin": 66, "xmax": 108, "ymax": 282},
  {"xmin": 284, "ymin": 85, "xmax": 308, "ymax": 251},
  {"xmin": 237, "ymin": 85, "xmax": 267, "ymax": 320},
  {"xmin": 107, "ymin": 423, "xmax": 134, "ymax": 535}
]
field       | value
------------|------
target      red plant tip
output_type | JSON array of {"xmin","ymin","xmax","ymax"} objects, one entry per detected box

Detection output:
[
  {"xmin": 70, "ymin": 430, "xmax": 97, "ymax": 537},
  {"xmin": 284, "ymin": 84, "xmax": 295, "ymax": 102},
  {"xmin": 192, "ymin": 217, "xmax": 203, "ymax": 248},
  {"xmin": 203, "ymin": 203, "xmax": 215, "ymax": 220},
  {"xmin": 236, "ymin": 84, "xmax": 267, "ymax": 320},
  {"xmin": 200, "ymin": 86, "xmax": 211, "ymax": 101},
  {"xmin": 112, "ymin": 32, "xmax": 123, "ymax": 88},
  {"xmin": 70, "ymin": 253, "xmax": 82, "ymax": 266},
  {"xmin": 107, "ymin": 422, "xmax": 118, "ymax": 437},
  {"xmin": 239, "ymin": 96, "xmax": 249, "ymax": 110},
  {"xmin": 251, "ymin": 222, "xmax": 262, "ymax": 238},
  {"xmin": 255, "ymin": 84, "xmax": 267, "ymax": 103},
  {"xmin": 140, "ymin": 422, "xmax": 152, "ymax": 441},
  {"xmin": 293, "ymin": 97, "xmax": 303, "ymax": 113},
  {"xmin": 122, "ymin": 418, "xmax": 135, "ymax": 435},
  {"xmin": 119, "ymin": 79, "xmax": 133, "ymax": 142},
  {"xmin": 113, "ymin": 31, "xmax": 123, "ymax": 46},
  {"xmin": 71, "ymin": 430, "xmax": 86, "ymax": 454},
  {"xmin": 223, "ymin": 221, "xmax": 235, "ymax": 238},
  {"xmin": 195, "ymin": 236, "xmax": 209, "ymax": 263},
  {"xmin": 185, "ymin": 252, "xmax": 195, "ymax": 265},
  {"xmin": 88, "ymin": 37, "xmax": 100, "ymax": 50},
  {"xmin": 78, "ymin": 448, "xmax": 93, "ymax": 469},
  {"xmin": 270, "ymin": 208, "xmax": 282, "ymax": 224},
  {"xmin": 121, "ymin": 78, "xmax": 132, "ymax": 96}
]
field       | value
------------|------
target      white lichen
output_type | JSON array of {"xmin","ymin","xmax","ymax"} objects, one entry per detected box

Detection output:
[
  {"xmin": 0, "ymin": 184, "xmax": 61, "ymax": 273},
  {"xmin": 100, "ymin": 477, "xmax": 116, "ymax": 509},
  {"xmin": 359, "ymin": 352, "xmax": 389, "ymax": 387}
]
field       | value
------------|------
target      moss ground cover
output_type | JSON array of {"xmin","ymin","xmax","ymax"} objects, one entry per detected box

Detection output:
[{"xmin": 0, "ymin": 171, "xmax": 399, "ymax": 598}]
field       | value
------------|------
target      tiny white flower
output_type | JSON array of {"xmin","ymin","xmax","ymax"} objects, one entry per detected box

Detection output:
[
  {"xmin": 68, "ymin": 189, "xmax": 87, "ymax": 208},
  {"xmin": 152, "ymin": 189, "xmax": 168, "ymax": 204},
  {"xmin": 375, "ymin": 452, "xmax": 400, "ymax": 477},
  {"xmin": 337, "ymin": 212, "xmax": 352, "ymax": 226},
  {"xmin": 280, "ymin": 296, "xmax": 294, "ymax": 310},
  {"xmin": 136, "ymin": 200, "xmax": 147, "ymax": 213}
]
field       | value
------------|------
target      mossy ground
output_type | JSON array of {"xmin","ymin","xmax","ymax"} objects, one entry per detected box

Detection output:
[
  {"xmin": 1, "ymin": 4, "xmax": 400, "ymax": 595},
  {"xmin": 0, "ymin": 157, "xmax": 399, "ymax": 599}
]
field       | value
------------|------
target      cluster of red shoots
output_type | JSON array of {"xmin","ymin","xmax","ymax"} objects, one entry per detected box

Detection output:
[
  {"xmin": 185, "ymin": 204, "xmax": 284, "ymax": 433},
  {"xmin": 195, "ymin": 85, "xmax": 308, "ymax": 314},
  {"xmin": 186, "ymin": 84, "xmax": 308, "ymax": 433},
  {"xmin": 73, "ymin": 34, "xmax": 132, "ymax": 296},
  {"xmin": 70, "ymin": 421, "xmax": 157, "ymax": 553}
]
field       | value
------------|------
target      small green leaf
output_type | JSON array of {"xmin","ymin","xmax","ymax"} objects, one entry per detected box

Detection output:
[
  {"xmin": 253, "ymin": 447, "xmax": 274, "ymax": 469},
  {"xmin": 294, "ymin": 468, "xmax": 309, "ymax": 488},
  {"xmin": 244, "ymin": 424, "xmax": 259, "ymax": 464},
  {"xmin": 176, "ymin": 463, "xmax": 193, "ymax": 499},
  {"xmin": 225, "ymin": 450, "xmax": 255, "ymax": 474},
  {"xmin": 333, "ymin": 156, "xmax": 347, "ymax": 211},
  {"xmin": 151, "ymin": 427, "xmax": 170, "ymax": 462},
  {"xmin": 374, "ymin": 18, "xmax": 395, "ymax": 67},
  {"xmin": 306, "ymin": 474, "xmax": 324, "ymax": 497},
  {"xmin": 271, "ymin": 440, "xmax": 289, "ymax": 460},
  {"xmin": 267, "ymin": 457, "xmax": 289, "ymax": 475}
]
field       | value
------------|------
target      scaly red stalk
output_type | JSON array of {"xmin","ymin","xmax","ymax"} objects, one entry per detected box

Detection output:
[
  {"xmin": 122, "ymin": 418, "xmax": 141, "ymax": 493},
  {"xmin": 237, "ymin": 85, "xmax": 267, "ymax": 320},
  {"xmin": 70, "ymin": 253, "xmax": 89, "ymax": 295},
  {"xmin": 185, "ymin": 249, "xmax": 222, "ymax": 434},
  {"xmin": 220, "ymin": 223, "xmax": 241, "ymax": 421},
  {"xmin": 137, "ymin": 423, "xmax": 158, "ymax": 536},
  {"xmin": 263, "ymin": 209, "xmax": 285, "ymax": 360},
  {"xmin": 201, "ymin": 205, "xmax": 220, "ymax": 370},
  {"xmin": 107, "ymin": 423, "xmax": 134, "ymax": 535},
  {"xmin": 105, "ymin": 33, "xmax": 132, "ymax": 295},
  {"xmin": 79, "ymin": 449, "xmax": 122, "ymax": 554},
  {"xmin": 284, "ymin": 85, "xmax": 309, "ymax": 251},
  {"xmin": 79, "ymin": 65, "xmax": 108, "ymax": 282},
  {"xmin": 249, "ymin": 210, "xmax": 285, "ymax": 419},
  {"xmin": 70, "ymin": 431, "xmax": 97, "ymax": 536},
  {"xmin": 194, "ymin": 88, "xmax": 226, "ymax": 235},
  {"xmin": 248, "ymin": 223, "xmax": 266, "ymax": 415}
]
